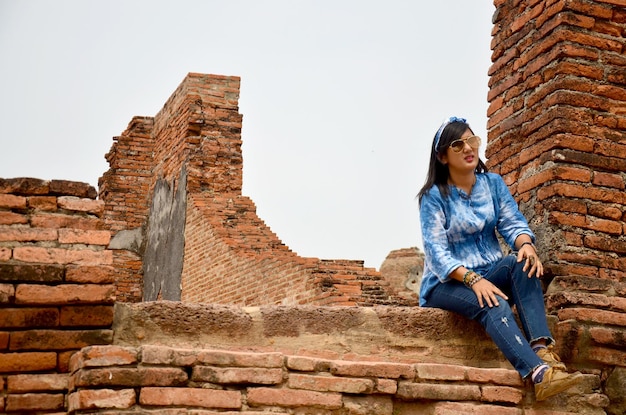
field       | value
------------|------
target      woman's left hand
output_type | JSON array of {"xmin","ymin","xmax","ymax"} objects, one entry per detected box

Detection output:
[{"xmin": 517, "ymin": 244, "xmax": 543, "ymax": 278}]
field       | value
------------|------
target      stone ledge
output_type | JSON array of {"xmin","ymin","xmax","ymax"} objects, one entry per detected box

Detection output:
[{"xmin": 114, "ymin": 302, "xmax": 517, "ymax": 368}]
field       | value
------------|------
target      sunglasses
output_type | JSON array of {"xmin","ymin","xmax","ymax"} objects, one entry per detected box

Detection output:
[{"xmin": 449, "ymin": 135, "xmax": 481, "ymax": 153}]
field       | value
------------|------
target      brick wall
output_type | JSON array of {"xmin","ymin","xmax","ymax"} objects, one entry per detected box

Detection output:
[
  {"xmin": 0, "ymin": 178, "xmax": 115, "ymax": 413},
  {"xmin": 486, "ymin": 0, "xmax": 626, "ymax": 375},
  {"xmin": 98, "ymin": 72, "xmax": 414, "ymax": 307},
  {"xmin": 65, "ymin": 303, "xmax": 605, "ymax": 414},
  {"xmin": 1, "ymin": 0, "xmax": 625, "ymax": 413},
  {"xmin": 99, "ymin": 117, "xmax": 154, "ymax": 302}
]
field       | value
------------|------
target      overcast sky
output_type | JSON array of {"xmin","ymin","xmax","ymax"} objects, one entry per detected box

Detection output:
[{"xmin": 0, "ymin": 1, "xmax": 495, "ymax": 269}]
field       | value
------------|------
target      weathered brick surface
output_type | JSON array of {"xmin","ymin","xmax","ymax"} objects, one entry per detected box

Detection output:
[
  {"xmin": 138, "ymin": 387, "xmax": 241, "ymax": 409},
  {"xmin": 6, "ymin": 393, "xmax": 65, "ymax": 411},
  {"xmin": 1, "ymin": 0, "xmax": 624, "ymax": 411},
  {"xmin": 7, "ymin": 373, "xmax": 69, "ymax": 392},
  {"xmin": 0, "ymin": 178, "xmax": 114, "ymax": 413},
  {"xmin": 67, "ymin": 389, "xmax": 136, "ymax": 411},
  {"xmin": 0, "ymin": 352, "xmax": 57, "ymax": 372}
]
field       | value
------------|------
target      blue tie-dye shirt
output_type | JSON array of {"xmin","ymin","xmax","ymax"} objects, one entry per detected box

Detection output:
[{"xmin": 419, "ymin": 172, "xmax": 534, "ymax": 306}]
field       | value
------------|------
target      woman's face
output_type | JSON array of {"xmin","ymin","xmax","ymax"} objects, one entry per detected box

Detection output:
[{"xmin": 439, "ymin": 128, "xmax": 480, "ymax": 173}]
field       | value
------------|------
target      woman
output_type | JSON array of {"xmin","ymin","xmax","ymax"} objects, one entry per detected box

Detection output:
[{"xmin": 418, "ymin": 117, "xmax": 583, "ymax": 401}]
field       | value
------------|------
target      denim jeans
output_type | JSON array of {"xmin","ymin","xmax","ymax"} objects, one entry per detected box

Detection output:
[{"xmin": 424, "ymin": 255, "xmax": 553, "ymax": 378}]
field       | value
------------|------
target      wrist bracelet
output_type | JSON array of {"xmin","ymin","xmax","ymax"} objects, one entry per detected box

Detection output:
[
  {"xmin": 463, "ymin": 270, "xmax": 473, "ymax": 286},
  {"xmin": 469, "ymin": 275, "xmax": 483, "ymax": 287},
  {"xmin": 520, "ymin": 241, "xmax": 535, "ymax": 250}
]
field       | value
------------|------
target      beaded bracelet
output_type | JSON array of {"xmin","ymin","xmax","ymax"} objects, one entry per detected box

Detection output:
[
  {"xmin": 463, "ymin": 270, "xmax": 483, "ymax": 288},
  {"xmin": 463, "ymin": 270, "xmax": 474, "ymax": 286},
  {"xmin": 468, "ymin": 274, "xmax": 483, "ymax": 287}
]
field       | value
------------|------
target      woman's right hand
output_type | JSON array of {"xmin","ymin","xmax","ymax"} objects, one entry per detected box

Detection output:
[{"xmin": 472, "ymin": 278, "xmax": 508, "ymax": 308}]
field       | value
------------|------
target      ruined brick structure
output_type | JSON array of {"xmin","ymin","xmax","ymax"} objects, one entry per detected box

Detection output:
[
  {"xmin": 0, "ymin": 0, "xmax": 624, "ymax": 413},
  {"xmin": 99, "ymin": 75, "xmax": 412, "ymax": 308}
]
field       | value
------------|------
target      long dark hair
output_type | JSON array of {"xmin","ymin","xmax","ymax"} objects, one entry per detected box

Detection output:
[{"xmin": 417, "ymin": 120, "xmax": 488, "ymax": 203}]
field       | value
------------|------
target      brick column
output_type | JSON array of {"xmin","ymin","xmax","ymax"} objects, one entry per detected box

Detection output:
[{"xmin": 486, "ymin": 0, "xmax": 625, "ymax": 376}]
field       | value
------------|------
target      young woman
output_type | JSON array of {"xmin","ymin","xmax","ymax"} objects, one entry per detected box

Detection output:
[{"xmin": 417, "ymin": 117, "xmax": 583, "ymax": 401}]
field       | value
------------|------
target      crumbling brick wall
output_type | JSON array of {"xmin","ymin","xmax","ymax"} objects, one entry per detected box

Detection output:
[
  {"xmin": 1, "ymin": 0, "xmax": 625, "ymax": 413},
  {"xmin": 100, "ymin": 73, "xmax": 415, "ymax": 307},
  {"xmin": 486, "ymin": 0, "xmax": 625, "ymax": 379},
  {"xmin": 0, "ymin": 178, "xmax": 115, "ymax": 413}
]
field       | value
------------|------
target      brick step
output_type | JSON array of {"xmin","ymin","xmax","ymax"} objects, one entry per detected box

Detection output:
[{"xmin": 61, "ymin": 344, "xmax": 606, "ymax": 414}]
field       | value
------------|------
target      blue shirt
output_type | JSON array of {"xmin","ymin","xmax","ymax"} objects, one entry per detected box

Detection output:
[{"xmin": 419, "ymin": 172, "xmax": 534, "ymax": 306}]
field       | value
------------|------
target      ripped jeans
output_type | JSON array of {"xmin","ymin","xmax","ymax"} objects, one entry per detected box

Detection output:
[{"xmin": 424, "ymin": 255, "xmax": 553, "ymax": 378}]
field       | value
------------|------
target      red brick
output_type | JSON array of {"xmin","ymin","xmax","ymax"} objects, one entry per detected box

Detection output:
[
  {"xmin": 68, "ymin": 389, "xmax": 135, "ymax": 411},
  {"xmin": 330, "ymin": 361, "xmax": 415, "ymax": 379},
  {"xmin": 139, "ymin": 345, "xmax": 199, "ymax": 367},
  {"xmin": 247, "ymin": 387, "xmax": 341, "ymax": 409},
  {"xmin": 9, "ymin": 329, "xmax": 113, "ymax": 351},
  {"xmin": 593, "ymin": 171, "xmax": 625, "ymax": 189},
  {"xmin": 57, "ymin": 350, "xmax": 75, "ymax": 373},
  {"xmin": 27, "ymin": 196, "xmax": 57, "ymax": 211},
  {"xmin": 416, "ymin": 363, "xmax": 466, "ymax": 381},
  {"xmin": 557, "ymin": 308, "xmax": 626, "ymax": 327},
  {"xmin": 589, "ymin": 326, "xmax": 626, "ymax": 347},
  {"xmin": 286, "ymin": 355, "xmax": 323, "ymax": 372},
  {"xmin": 139, "ymin": 387, "xmax": 241, "ymax": 409},
  {"xmin": 376, "ymin": 378, "xmax": 398, "ymax": 394},
  {"xmin": 0, "ymin": 211, "xmax": 28, "ymax": 225},
  {"xmin": 15, "ymin": 284, "xmax": 116, "ymax": 305},
  {"xmin": 60, "ymin": 305, "xmax": 114, "ymax": 327},
  {"xmin": 74, "ymin": 367, "xmax": 187, "ymax": 387},
  {"xmin": 0, "ymin": 227, "xmax": 57, "ymax": 242},
  {"xmin": 434, "ymin": 401, "xmax": 521, "ymax": 415},
  {"xmin": 582, "ymin": 345, "xmax": 626, "ymax": 367},
  {"xmin": 7, "ymin": 373, "xmax": 68, "ymax": 392},
  {"xmin": 0, "ymin": 262, "xmax": 65, "ymax": 283},
  {"xmin": 481, "ymin": 385, "xmax": 523, "ymax": 404},
  {"xmin": 196, "ymin": 349, "xmax": 283, "ymax": 368},
  {"xmin": 0, "ymin": 352, "xmax": 57, "ymax": 372},
  {"xmin": 13, "ymin": 246, "xmax": 113, "ymax": 265},
  {"xmin": 0, "ymin": 247, "xmax": 10, "ymax": 260},
  {"xmin": 57, "ymin": 196, "xmax": 103, "ymax": 216},
  {"xmin": 1, "ymin": 308, "xmax": 59, "ymax": 328},
  {"xmin": 466, "ymin": 367, "xmax": 523, "ymax": 386},
  {"xmin": 288, "ymin": 373, "xmax": 374, "ymax": 394},
  {"xmin": 5, "ymin": 393, "xmax": 64, "ymax": 411},
  {"xmin": 0, "ymin": 194, "xmax": 26, "ymax": 209},
  {"xmin": 0, "ymin": 178, "xmax": 49, "ymax": 195},
  {"xmin": 70, "ymin": 345, "xmax": 137, "ymax": 371},
  {"xmin": 397, "ymin": 382, "xmax": 481, "ymax": 401},
  {"xmin": 0, "ymin": 284, "xmax": 14, "ymax": 303},
  {"xmin": 65, "ymin": 265, "xmax": 115, "ymax": 283},
  {"xmin": 192, "ymin": 366, "xmax": 284, "ymax": 385},
  {"xmin": 584, "ymin": 235, "xmax": 626, "ymax": 255},
  {"xmin": 588, "ymin": 203, "xmax": 623, "ymax": 220},
  {"xmin": 30, "ymin": 213, "xmax": 102, "ymax": 230},
  {"xmin": 0, "ymin": 331, "xmax": 8, "ymax": 348},
  {"xmin": 58, "ymin": 228, "xmax": 111, "ymax": 245}
]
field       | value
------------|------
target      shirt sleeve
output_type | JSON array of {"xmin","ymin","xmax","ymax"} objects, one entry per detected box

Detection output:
[
  {"xmin": 489, "ymin": 174, "xmax": 535, "ymax": 248},
  {"xmin": 419, "ymin": 187, "xmax": 464, "ymax": 283}
]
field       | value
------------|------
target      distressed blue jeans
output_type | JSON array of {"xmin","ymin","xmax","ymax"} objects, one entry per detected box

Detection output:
[{"xmin": 424, "ymin": 255, "xmax": 554, "ymax": 378}]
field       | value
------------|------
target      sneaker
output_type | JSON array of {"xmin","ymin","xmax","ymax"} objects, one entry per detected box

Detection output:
[
  {"xmin": 536, "ymin": 346, "xmax": 567, "ymax": 370},
  {"xmin": 534, "ymin": 367, "xmax": 584, "ymax": 401}
]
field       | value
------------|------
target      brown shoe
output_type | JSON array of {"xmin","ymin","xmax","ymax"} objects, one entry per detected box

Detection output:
[
  {"xmin": 534, "ymin": 367, "xmax": 584, "ymax": 401},
  {"xmin": 536, "ymin": 346, "xmax": 567, "ymax": 370}
]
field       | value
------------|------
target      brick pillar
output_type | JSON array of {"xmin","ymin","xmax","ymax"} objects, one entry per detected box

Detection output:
[
  {"xmin": 487, "ymin": 0, "xmax": 625, "ymax": 277},
  {"xmin": 99, "ymin": 116, "xmax": 154, "ymax": 302},
  {"xmin": 486, "ymin": 0, "xmax": 625, "ymax": 375}
]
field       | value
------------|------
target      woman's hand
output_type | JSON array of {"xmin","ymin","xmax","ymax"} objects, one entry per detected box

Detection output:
[
  {"xmin": 472, "ymin": 278, "xmax": 509, "ymax": 308},
  {"xmin": 517, "ymin": 244, "xmax": 543, "ymax": 278}
]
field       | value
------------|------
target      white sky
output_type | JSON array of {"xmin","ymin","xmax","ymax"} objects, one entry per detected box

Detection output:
[{"xmin": 0, "ymin": 0, "xmax": 495, "ymax": 269}]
